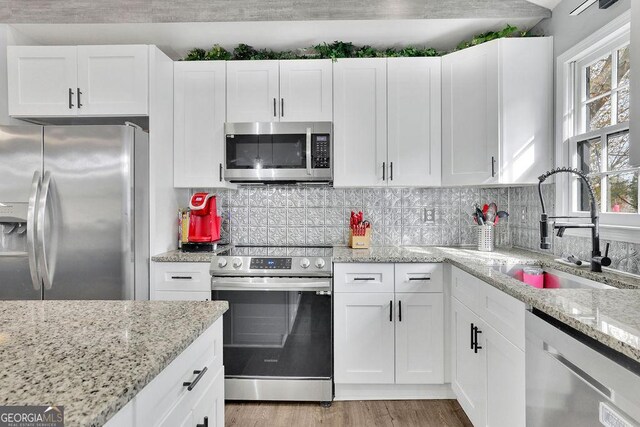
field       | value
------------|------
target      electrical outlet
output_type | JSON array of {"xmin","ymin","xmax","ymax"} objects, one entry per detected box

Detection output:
[
  {"xmin": 521, "ymin": 207, "xmax": 527, "ymax": 224},
  {"xmin": 424, "ymin": 208, "xmax": 435, "ymax": 224}
]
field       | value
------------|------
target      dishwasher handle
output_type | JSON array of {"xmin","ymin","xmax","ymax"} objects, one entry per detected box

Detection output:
[{"xmin": 543, "ymin": 342, "xmax": 612, "ymax": 399}]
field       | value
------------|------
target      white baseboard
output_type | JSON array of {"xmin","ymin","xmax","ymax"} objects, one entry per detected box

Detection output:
[{"xmin": 334, "ymin": 383, "xmax": 455, "ymax": 401}]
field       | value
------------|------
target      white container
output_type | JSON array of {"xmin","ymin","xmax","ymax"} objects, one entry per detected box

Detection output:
[{"xmin": 477, "ymin": 225, "xmax": 494, "ymax": 252}]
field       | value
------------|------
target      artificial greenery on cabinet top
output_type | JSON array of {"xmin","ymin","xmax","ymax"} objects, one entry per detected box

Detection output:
[{"xmin": 183, "ymin": 25, "xmax": 532, "ymax": 61}]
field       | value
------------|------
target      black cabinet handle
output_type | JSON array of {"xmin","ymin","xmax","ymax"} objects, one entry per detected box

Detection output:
[
  {"xmin": 219, "ymin": 163, "xmax": 223, "ymax": 182},
  {"xmin": 353, "ymin": 277, "xmax": 375, "ymax": 281},
  {"xmin": 408, "ymin": 277, "xmax": 430, "ymax": 281},
  {"xmin": 281, "ymin": 98, "xmax": 284, "ymax": 117},
  {"xmin": 389, "ymin": 300, "xmax": 393, "ymax": 322},
  {"xmin": 171, "ymin": 276, "xmax": 193, "ymax": 280},
  {"xmin": 382, "ymin": 162, "xmax": 386, "ymax": 181},
  {"xmin": 183, "ymin": 366, "xmax": 208, "ymax": 391},
  {"xmin": 474, "ymin": 326, "xmax": 483, "ymax": 353},
  {"xmin": 398, "ymin": 300, "xmax": 402, "ymax": 322},
  {"xmin": 390, "ymin": 162, "xmax": 393, "ymax": 181},
  {"xmin": 470, "ymin": 323, "xmax": 475, "ymax": 350},
  {"xmin": 491, "ymin": 156, "xmax": 496, "ymax": 178},
  {"xmin": 196, "ymin": 416, "xmax": 209, "ymax": 427},
  {"xmin": 273, "ymin": 98, "xmax": 277, "ymax": 117},
  {"xmin": 77, "ymin": 88, "xmax": 82, "ymax": 108},
  {"xmin": 68, "ymin": 88, "xmax": 74, "ymax": 109}
]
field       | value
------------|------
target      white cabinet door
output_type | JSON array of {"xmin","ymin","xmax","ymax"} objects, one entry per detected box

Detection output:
[
  {"xmin": 7, "ymin": 46, "xmax": 78, "ymax": 116},
  {"xmin": 451, "ymin": 297, "xmax": 486, "ymax": 427},
  {"xmin": 484, "ymin": 325, "xmax": 525, "ymax": 427},
  {"xmin": 77, "ymin": 45, "xmax": 148, "ymax": 116},
  {"xmin": 226, "ymin": 60, "xmax": 279, "ymax": 122},
  {"xmin": 192, "ymin": 366, "xmax": 225, "ymax": 427},
  {"xmin": 395, "ymin": 293, "xmax": 444, "ymax": 384},
  {"xmin": 442, "ymin": 42, "xmax": 499, "ymax": 186},
  {"xmin": 279, "ymin": 59, "xmax": 333, "ymax": 122},
  {"xmin": 387, "ymin": 57, "xmax": 441, "ymax": 187},
  {"xmin": 333, "ymin": 58, "xmax": 387, "ymax": 187},
  {"xmin": 174, "ymin": 61, "xmax": 232, "ymax": 188},
  {"xmin": 334, "ymin": 292, "xmax": 395, "ymax": 384}
]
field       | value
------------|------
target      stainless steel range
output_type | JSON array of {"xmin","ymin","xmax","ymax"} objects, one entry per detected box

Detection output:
[{"xmin": 210, "ymin": 245, "xmax": 333, "ymax": 403}]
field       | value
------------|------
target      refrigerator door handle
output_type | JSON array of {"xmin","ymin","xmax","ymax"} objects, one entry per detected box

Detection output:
[
  {"xmin": 27, "ymin": 171, "xmax": 41, "ymax": 291},
  {"xmin": 36, "ymin": 171, "xmax": 57, "ymax": 290}
]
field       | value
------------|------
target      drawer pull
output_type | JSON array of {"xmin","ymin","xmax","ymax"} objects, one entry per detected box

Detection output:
[
  {"xmin": 183, "ymin": 366, "xmax": 208, "ymax": 391},
  {"xmin": 408, "ymin": 277, "xmax": 431, "ymax": 281},
  {"xmin": 196, "ymin": 416, "xmax": 209, "ymax": 427},
  {"xmin": 353, "ymin": 277, "xmax": 376, "ymax": 281},
  {"xmin": 171, "ymin": 275, "xmax": 193, "ymax": 280}
]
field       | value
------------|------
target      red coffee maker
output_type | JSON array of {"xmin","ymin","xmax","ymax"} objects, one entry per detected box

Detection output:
[{"xmin": 187, "ymin": 193, "xmax": 221, "ymax": 245}]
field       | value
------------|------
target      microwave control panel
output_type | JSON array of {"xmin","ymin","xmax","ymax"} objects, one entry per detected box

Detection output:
[{"xmin": 312, "ymin": 134, "xmax": 331, "ymax": 169}]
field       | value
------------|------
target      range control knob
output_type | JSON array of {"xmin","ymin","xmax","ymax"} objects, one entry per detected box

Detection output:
[
  {"xmin": 300, "ymin": 258, "xmax": 311, "ymax": 269},
  {"xmin": 232, "ymin": 258, "xmax": 243, "ymax": 269},
  {"xmin": 315, "ymin": 258, "xmax": 326, "ymax": 269},
  {"xmin": 217, "ymin": 258, "xmax": 228, "ymax": 268}
]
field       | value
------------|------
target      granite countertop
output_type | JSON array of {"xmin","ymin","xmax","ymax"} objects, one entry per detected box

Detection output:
[
  {"xmin": 334, "ymin": 245, "xmax": 640, "ymax": 364},
  {"xmin": 152, "ymin": 246, "xmax": 230, "ymax": 263},
  {"xmin": 0, "ymin": 300, "xmax": 228, "ymax": 427}
]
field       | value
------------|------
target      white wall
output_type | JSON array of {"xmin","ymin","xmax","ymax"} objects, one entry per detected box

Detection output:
[
  {"xmin": 0, "ymin": 25, "xmax": 37, "ymax": 125},
  {"xmin": 532, "ymin": 0, "xmax": 631, "ymax": 57}
]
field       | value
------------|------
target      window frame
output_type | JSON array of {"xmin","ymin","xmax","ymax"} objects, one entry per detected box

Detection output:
[{"xmin": 556, "ymin": 11, "xmax": 637, "ymax": 241}]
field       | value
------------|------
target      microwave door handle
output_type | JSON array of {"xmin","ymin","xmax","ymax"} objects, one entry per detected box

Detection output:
[
  {"xmin": 306, "ymin": 128, "xmax": 312, "ymax": 175},
  {"xmin": 27, "ymin": 171, "xmax": 41, "ymax": 291}
]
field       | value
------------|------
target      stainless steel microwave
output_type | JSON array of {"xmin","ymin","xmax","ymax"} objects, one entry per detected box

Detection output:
[{"xmin": 224, "ymin": 122, "xmax": 332, "ymax": 183}]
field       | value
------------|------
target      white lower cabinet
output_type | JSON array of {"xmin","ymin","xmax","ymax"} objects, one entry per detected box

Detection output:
[
  {"xmin": 334, "ymin": 292, "xmax": 396, "ymax": 384},
  {"xmin": 105, "ymin": 318, "xmax": 224, "ymax": 427},
  {"xmin": 334, "ymin": 263, "xmax": 445, "ymax": 397},
  {"xmin": 450, "ymin": 266, "xmax": 525, "ymax": 427}
]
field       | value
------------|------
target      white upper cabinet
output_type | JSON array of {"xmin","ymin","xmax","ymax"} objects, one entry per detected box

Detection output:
[
  {"xmin": 226, "ymin": 60, "xmax": 280, "ymax": 122},
  {"xmin": 334, "ymin": 57, "xmax": 442, "ymax": 188},
  {"xmin": 279, "ymin": 59, "xmax": 333, "ymax": 122},
  {"xmin": 226, "ymin": 59, "xmax": 332, "ymax": 123},
  {"xmin": 7, "ymin": 46, "xmax": 78, "ymax": 116},
  {"xmin": 333, "ymin": 58, "xmax": 387, "ymax": 187},
  {"xmin": 76, "ymin": 45, "xmax": 149, "ymax": 116},
  {"xmin": 8, "ymin": 45, "xmax": 149, "ymax": 117},
  {"xmin": 387, "ymin": 57, "xmax": 441, "ymax": 187},
  {"xmin": 174, "ymin": 61, "xmax": 234, "ymax": 189},
  {"xmin": 441, "ymin": 37, "xmax": 553, "ymax": 186}
]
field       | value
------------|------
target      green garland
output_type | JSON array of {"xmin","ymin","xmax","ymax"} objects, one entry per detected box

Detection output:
[{"xmin": 183, "ymin": 24, "xmax": 528, "ymax": 61}]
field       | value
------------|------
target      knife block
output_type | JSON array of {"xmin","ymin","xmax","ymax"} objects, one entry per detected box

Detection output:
[{"xmin": 349, "ymin": 229, "xmax": 371, "ymax": 249}]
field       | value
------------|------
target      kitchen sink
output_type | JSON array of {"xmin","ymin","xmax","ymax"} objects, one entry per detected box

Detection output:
[{"xmin": 491, "ymin": 264, "xmax": 615, "ymax": 290}]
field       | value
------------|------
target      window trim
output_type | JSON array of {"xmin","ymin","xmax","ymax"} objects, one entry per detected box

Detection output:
[{"xmin": 555, "ymin": 10, "xmax": 638, "ymax": 241}]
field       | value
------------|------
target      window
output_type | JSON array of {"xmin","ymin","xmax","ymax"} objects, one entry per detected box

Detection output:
[{"xmin": 567, "ymin": 27, "xmax": 636, "ymax": 224}]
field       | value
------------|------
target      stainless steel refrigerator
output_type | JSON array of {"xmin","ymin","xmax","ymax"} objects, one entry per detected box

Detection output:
[{"xmin": 0, "ymin": 125, "xmax": 149, "ymax": 300}]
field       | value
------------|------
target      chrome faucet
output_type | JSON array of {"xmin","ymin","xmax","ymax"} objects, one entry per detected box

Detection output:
[{"xmin": 538, "ymin": 167, "xmax": 611, "ymax": 272}]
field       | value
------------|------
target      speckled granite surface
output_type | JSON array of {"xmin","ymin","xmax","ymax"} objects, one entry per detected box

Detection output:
[
  {"xmin": 0, "ymin": 300, "xmax": 228, "ymax": 427},
  {"xmin": 334, "ymin": 245, "xmax": 640, "ymax": 363},
  {"xmin": 151, "ymin": 246, "xmax": 229, "ymax": 263}
]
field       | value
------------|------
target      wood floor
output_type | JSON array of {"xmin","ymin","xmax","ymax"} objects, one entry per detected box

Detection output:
[{"xmin": 225, "ymin": 400, "xmax": 473, "ymax": 427}]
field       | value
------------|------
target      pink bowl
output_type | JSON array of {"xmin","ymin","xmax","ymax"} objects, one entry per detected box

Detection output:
[{"xmin": 523, "ymin": 268, "xmax": 544, "ymax": 289}]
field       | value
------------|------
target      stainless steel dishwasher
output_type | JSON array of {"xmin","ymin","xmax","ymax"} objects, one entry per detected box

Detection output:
[{"xmin": 526, "ymin": 310, "xmax": 640, "ymax": 426}]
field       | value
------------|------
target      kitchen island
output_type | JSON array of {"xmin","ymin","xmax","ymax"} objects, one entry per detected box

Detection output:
[{"xmin": 0, "ymin": 300, "xmax": 228, "ymax": 427}]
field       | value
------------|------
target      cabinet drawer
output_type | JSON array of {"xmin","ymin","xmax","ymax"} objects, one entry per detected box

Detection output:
[
  {"xmin": 451, "ymin": 266, "xmax": 481, "ymax": 312},
  {"xmin": 334, "ymin": 263, "xmax": 394, "ymax": 293},
  {"xmin": 153, "ymin": 262, "xmax": 211, "ymax": 292},
  {"xmin": 394, "ymin": 263, "xmax": 443, "ymax": 293},
  {"xmin": 134, "ymin": 319, "xmax": 223, "ymax": 426}
]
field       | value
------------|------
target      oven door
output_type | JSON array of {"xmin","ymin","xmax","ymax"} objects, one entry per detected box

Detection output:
[{"xmin": 211, "ymin": 276, "xmax": 333, "ymax": 401}]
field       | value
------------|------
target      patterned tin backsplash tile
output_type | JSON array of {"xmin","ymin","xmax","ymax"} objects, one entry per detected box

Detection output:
[{"xmin": 211, "ymin": 186, "xmax": 511, "ymax": 248}]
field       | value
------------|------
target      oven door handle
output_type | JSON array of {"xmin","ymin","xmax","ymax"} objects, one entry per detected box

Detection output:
[{"xmin": 211, "ymin": 277, "xmax": 331, "ymax": 292}]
